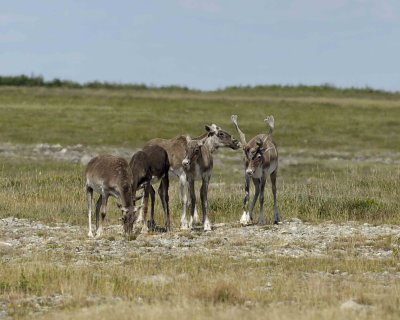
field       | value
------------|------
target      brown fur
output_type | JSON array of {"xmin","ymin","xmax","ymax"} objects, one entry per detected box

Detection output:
[
  {"xmin": 231, "ymin": 115, "xmax": 280, "ymax": 225},
  {"xmin": 85, "ymin": 154, "xmax": 136, "ymax": 237},
  {"xmin": 129, "ymin": 145, "xmax": 170, "ymax": 231},
  {"xmin": 182, "ymin": 138, "xmax": 213, "ymax": 230},
  {"xmin": 145, "ymin": 124, "xmax": 240, "ymax": 229}
]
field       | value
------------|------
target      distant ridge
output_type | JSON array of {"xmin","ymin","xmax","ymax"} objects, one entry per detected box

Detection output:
[{"xmin": 0, "ymin": 74, "xmax": 398, "ymax": 96}]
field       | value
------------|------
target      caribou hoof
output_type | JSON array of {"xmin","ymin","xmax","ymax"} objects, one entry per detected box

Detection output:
[
  {"xmin": 88, "ymin": 231, "xmax": 94, "ymax": 238},
  {"xmin": 141, "ymin": 224, "xmax": 149, "ymax": 234},
  {"xmin": 240, "ymin": 211, "xmax": 250, "ymax": 226},
  {"xmin": 193, "ymin": 211, "xmax": 200, "ymax": 224},
  {"xmin": 258, "ymin": 217, "xmax": 266, "ymax": 225},
  {"xmin": 180, "ymin": 220, "xmax": 190, "ymax": 230},
  {"xmin": 204, "ymin": 220, "xmax": 212, "ymax": 231},
  {"xmin": 147, "ymin": 220, "xmax": 156, "ymax": 231}
]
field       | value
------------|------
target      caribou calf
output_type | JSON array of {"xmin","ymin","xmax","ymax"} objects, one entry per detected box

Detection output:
[
  {"xmin": 85, "ymin": 154, "xmax": 139, "ymax": 238},
  {"xmin": 129, "ymin": 145, "xmax": 170, "ymax": 232},
  {"xmin": 182, "ymin": 138, "xmax": 213, "ymax": 231},
  {"xmin": 146, "ymin": 124, "xmax": 240, "ymax": 229},
  {"xmin": 231, "ymin": 115, "xmax": 280, "ymax": 225}
]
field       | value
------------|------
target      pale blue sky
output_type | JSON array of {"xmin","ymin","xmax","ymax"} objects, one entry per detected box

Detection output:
[{"xmin": 1, "ymin": 0, "xmax": 399, "ymax": 91}]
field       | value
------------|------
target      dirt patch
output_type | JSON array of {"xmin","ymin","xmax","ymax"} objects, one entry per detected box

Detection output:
[
  {"xmin": 1, "ymin": 217, "xmax": 399, "ymax": 264},
  {"xmin": 1, "ymin": 217, "xmax": 400, "ymax": 318}
]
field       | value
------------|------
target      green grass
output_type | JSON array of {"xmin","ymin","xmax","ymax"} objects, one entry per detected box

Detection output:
[
  {"xmin": 0, "ymin": 85, "xmax": 399, "ymax": 225},
  {"xmin": 0, "ymin": 87, "xmax": 399, "ymax": 151},
  {"xmin": 0, "ymin": 156, "xmax": 399, "ymax": 226}
]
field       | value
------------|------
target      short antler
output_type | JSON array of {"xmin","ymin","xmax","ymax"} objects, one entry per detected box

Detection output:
[
  {"xmin": 262, "ymin": 115, "xmax": 275, "ymax": 144},
  {"xmin": 264, "ymin": 115, "xmax": 274, "ymax": 135},
  {"xmin": 231, "ymin": 115, "xmax": 247, "ymax": 146}
]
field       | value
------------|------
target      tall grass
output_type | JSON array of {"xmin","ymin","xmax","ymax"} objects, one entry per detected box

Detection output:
[{"xmin": 0, "ymin": 157, "xmax": 399, "ymax": 226}]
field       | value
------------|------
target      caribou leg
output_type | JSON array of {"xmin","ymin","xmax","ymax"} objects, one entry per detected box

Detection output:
[
  {"xmin": 249, "ymin": 178, "xmax": 261, "ymax": 224},
  {"xmin": 188, "ymin": 178, "xmax": 196, "ymax": 229},
  {"xmin": 94, "ymin": 194, "xmax": 102, "ymax": 236},
  {"xmin": 141, "ymin": 184, "xmax": 151, "ymax": 234},
  {"xmin": 158, "ymin": 176, "xmax": 170, "ymax": 231},
  {"xmin": 240, "ymin": 174, "xmax": 251, "ymax": 225},
  {"xmin": 258, "ymin": 176, "xmax": 267, "ymax": 225},
  {"xmin": 200, "ymin": 175, "xmax": 211, "ymax": 231},
  {"xmin": 146, "ymin": 185, "xmax": 156, "ymax": 231},
  {"xmin": 96, "ymin": 194, "xmax": 108, "ymax": 238},
  {"xmin": 270, "ymin": 170, "xmax": 280, "ymax": 224},
  {"xmin": 179, "ymin": 174, "xmax": 190, "ymax": 229},
  {"xmin": 86, "ymin": 186, "xmax": 94, "ymax": 238}
]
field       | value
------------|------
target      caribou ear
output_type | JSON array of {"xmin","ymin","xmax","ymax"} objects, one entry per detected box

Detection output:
[{"xmin": 205, "ymin": 124, "xmax": 216, "ymax": 136}]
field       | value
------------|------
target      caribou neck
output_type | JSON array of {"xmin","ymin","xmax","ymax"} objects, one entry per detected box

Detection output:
[{"xmin": 203, "ymin": 135, "xmax": 219, "ymax": 153}]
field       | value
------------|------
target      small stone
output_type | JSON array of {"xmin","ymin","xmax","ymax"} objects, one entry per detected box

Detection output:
[{"xmin": 340, "ymin": 299, "xmax": 366, "ymax": 311}]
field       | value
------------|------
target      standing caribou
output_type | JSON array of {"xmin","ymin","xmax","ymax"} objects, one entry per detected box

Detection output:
[
  {"xmin": 85, "ymin": 154, "xmax": 140, "ymax": 238},
  {"xmin": 145, "ymin": 124, "xmax": 240, "ymax": 229},
  {"xmin": 182, "ymin": 137, "xmax": 213, "ymax": 231},
  {"xmin": 129, "ymin": 144, "xmax": 170, "ymax": 233},
  {"xmin": 231, "ymin": 115, "xmax": 281, "ymax": 225}
]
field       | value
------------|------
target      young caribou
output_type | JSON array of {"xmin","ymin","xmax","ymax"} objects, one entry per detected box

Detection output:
[
  {"xmin": 129, "ymin": 145, "xmax": 170, "ymax": 233},
  {"xmin": 231, "ymin": 115, "xmax": 281, "ymax": 225},
  {"xmin": 85, "ymin": 154, "xmax": 140, "ymax": 238},
  {"xmin": 145, "ymin": 124, "xmax": 240, "ymax": 229},
  {"xmin": 182, "ymin": 138, "xmax": 213, "ymax": 231}
]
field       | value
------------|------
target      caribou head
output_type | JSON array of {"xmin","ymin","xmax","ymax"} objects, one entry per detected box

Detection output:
[
  {"xmin": 182, "ymin": 139, "xmax": 204, "ymax": 170},
  {"xmin": 204, "ymin": 124, "xmax": 240, "ymax": 151}
]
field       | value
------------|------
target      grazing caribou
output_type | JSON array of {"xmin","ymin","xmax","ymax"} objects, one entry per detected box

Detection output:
[
  {"xmin": 145, "ymin": 124, "xmax": 240, "ymax": 229},
  {"xmin": 182, "ymin": 138, "xmax": 213, "ymax": 231},
  {"xmin": 129, "ymin": 145, "xmax": 170, "ymax": 233},
  {"xmin": 231, "ymin": 115, "xmax": 280, "ymax": 225},
  {"xmin": 85, "ymin": 154, "xmax": 139, "ymax": 238}
]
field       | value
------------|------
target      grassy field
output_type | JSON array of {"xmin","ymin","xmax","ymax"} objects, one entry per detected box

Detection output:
[{"xmin": 0, "ymin": 86, "xmax": 400, "ymax": 319}]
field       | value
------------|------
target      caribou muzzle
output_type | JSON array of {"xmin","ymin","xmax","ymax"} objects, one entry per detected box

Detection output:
[
  {"xmin": 182, "ymin": 158, "xmax": 190, "ymax": 170},
  {"xmin": 246, "ymin": 168, "xmax": 254, "ymax": 176},
  {"xmin": 232, "ymin": 137, "xmax": 241, "ymax": 150}
]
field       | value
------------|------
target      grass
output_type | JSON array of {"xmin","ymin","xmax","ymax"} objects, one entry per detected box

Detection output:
[
  {"xmin": 0, "ymin": 157, "xmax": 399, "ymax": 226},
  {"xmin": 0, "ymin": 86, "xmax": 399, "ymax": 151},
  {"xmin": 1, "ymin": 85, "xmax": 400, "ymax": 319},
  {"xmin": 1, "ymin": 252, "xmax": 399, "ymax": 319}
]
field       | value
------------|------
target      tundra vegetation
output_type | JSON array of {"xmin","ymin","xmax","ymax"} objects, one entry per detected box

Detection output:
[{"xmin": 0, "ymin": 83, "xmax": 400, "ymax": 319}]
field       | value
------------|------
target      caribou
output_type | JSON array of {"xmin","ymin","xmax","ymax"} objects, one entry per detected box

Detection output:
[
  {"xmin": 85, "ymin": 154, "xmax": 140, "ymax": 238},
  {"xmin": 145, "ymin": 124, "xmax": 240, "ymax": 229},
  {"xmin": 182, "ymin": 138, "xmax": 213, "ymax": 231},
  {"xmin": 231, "ymin": 115, "xmax": 281, "ymax": 225},
  {"xmin": 129, "ymin": 144, "xmax": 170, "ymax": 233}
]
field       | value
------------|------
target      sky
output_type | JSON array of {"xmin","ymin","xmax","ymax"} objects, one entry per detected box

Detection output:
[{"xmin": 1, "ymin": 0, "xmax": 399, "ymax": 91}]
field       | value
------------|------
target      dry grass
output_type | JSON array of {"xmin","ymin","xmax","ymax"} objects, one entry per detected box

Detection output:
[{"xmin": 1, "ymin": 252, "xmax": 399, "ymax": 319}]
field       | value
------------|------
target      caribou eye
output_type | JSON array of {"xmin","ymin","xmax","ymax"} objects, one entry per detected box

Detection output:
[{"xmin": 218, "ymin": 132, "xmax": 224, "ymax": 137}]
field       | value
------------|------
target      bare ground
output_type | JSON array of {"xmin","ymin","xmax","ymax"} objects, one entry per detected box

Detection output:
[{"xmin": 1, "ymin": 217, "xmax": 400, "ymax": 318}]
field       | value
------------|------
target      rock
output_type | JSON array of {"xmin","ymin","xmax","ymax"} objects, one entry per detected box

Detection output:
[
  {"xmin": 340, "ymin": 299, "xmax": 367, "ymax": 311},
  {"xmin": 80, "ymin": 154, "xmax": 93, "ymax": 166},
  {"xmin": 291, "ymin": 217, "xmax": 303, "ymax": 224}
]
